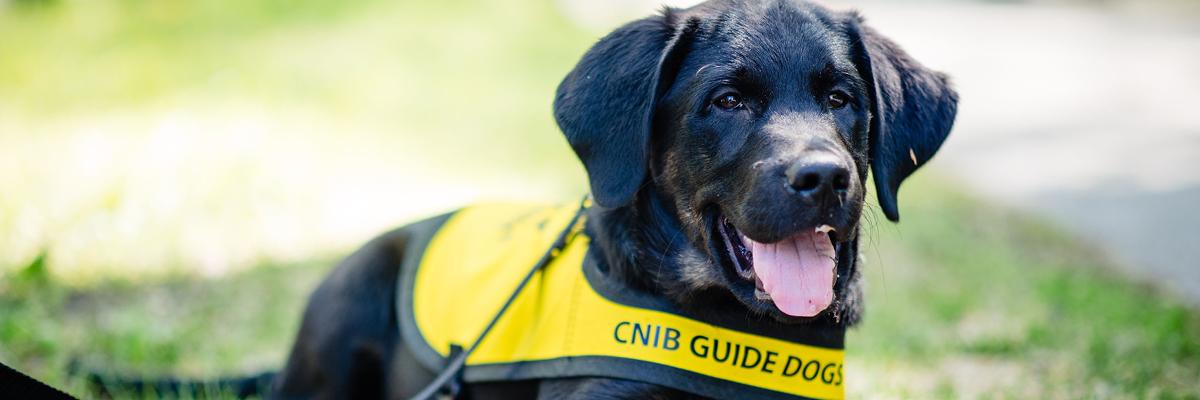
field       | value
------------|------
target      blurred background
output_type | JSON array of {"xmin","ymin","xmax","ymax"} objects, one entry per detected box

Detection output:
[{"xmin": 0, "ymin": 0, "xmax": 1197, "ymax": 397}]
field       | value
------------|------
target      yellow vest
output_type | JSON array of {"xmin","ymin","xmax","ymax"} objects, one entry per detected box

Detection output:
[{"xmin": 396, "ymin": 203, "xmax": 846, "ymax": 400}]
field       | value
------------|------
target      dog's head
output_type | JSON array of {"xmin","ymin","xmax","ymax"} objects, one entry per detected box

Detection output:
[{"xmin": 554, "ymin": 0, "xmax": 957, "ymax": 322}]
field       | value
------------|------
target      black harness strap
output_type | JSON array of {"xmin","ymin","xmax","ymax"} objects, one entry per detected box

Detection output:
[{"xmin": 409, "ymin": 197, "xmax": 589, "ymax": 400}]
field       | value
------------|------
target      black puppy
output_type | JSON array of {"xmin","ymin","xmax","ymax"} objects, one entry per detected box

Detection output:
[{"xmin": 271, "ymin": 0, "xmax": 956, "ymax": 398}]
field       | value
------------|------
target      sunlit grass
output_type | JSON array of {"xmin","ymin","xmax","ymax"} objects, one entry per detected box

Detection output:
[{"xmin": 0, "ymin": 0, "xmax": 590, "ymax": 281}]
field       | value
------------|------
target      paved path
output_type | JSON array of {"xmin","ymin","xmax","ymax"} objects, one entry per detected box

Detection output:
[
  {"xmin": 852, "ymin": 1, "xmax": 1200, "ymax": 305},
  {"xmin": 561, "ymin": 0, "xmax": 1200, "ymax": 305}
]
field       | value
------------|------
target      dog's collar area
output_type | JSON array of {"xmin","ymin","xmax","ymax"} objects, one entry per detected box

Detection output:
[{"xmin": 399, "ymin": 200, "xmax": 847, "ymax": 400}]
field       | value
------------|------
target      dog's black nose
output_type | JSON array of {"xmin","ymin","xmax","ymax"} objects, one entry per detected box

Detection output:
[{"xmin": 786, "ymin": 154, "xmax": 850, "ymax": 200}]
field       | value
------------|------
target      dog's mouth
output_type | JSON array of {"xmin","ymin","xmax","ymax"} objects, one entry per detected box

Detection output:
[{"xmin": 715, "ymin": 213, "xmax": 840, "ymax": 318}]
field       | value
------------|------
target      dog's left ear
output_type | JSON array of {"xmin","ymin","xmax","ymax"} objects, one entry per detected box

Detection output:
[
  {"xmin": 846, "ymin": 16, "xmax": 959, "ymax": 222},
  {"xmin": 553, "ymin": 11, "xmax": 696, "ymax": 208}
]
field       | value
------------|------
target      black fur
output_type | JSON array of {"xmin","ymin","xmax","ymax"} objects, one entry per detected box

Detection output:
[
  {"xmin": 849, "ymin": 20, "xmax": 959, "ymax": 221},
  {"xmin": 89, "ymin": 1, "xmax": 956, "ymax": 398},
  {"xmin": 553, "ymin": 10, "xmax": 695, "ymax": 208}
]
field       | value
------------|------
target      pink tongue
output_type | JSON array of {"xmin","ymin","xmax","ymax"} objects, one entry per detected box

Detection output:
[{"xmin": 746, "ymin": 232, "xmax": 836, "ymax": 317}]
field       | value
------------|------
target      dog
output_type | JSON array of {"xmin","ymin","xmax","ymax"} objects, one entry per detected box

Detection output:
[{"xmin": 269, "ymin": 0, "xmax": 957, "ymax": 398}]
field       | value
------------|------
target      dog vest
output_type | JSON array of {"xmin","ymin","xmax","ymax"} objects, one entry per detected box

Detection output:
[{"xmin": 396, "ymin": 203, "xmax": 847, "ymax": 400}]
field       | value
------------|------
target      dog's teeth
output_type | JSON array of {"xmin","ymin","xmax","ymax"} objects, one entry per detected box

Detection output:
[{"xmin": 815, "ymin": 224, "xmax": 835, "ymax": 233}]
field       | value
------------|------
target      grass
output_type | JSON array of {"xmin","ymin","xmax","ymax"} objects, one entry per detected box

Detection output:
[
  {"xmin": 0, "ymin": 0, "xmax": 591, "ymax": 281},
  {"xmin": 1, "ymin": 0, "xmax": 1198, "ymax": 398},
  {"xmin": 0, "ymin": 254, "xmax": 330, "ymax": 397},
  {"xmin": 846, "ymin": 178, "xmax": 1200, "ymax": 398}
]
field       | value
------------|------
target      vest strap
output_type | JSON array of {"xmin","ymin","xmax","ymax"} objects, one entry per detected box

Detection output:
[{"xmin": 408, "ymin": 197, "xmax": 589, "ymax": 400}]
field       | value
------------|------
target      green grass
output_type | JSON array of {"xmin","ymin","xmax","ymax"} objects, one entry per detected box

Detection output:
[
  {"xmin": 0, "ymin": 0, "xmax": 591, "ymax": 281},
  {"xmin": 0, "ymin": 254, "xmax": 330, "ymax": 397},
  {"xmin": 847, "ymin": 179, "xmax": 1200, "ymax": 398},
  {"xmin": 1, "ymin": 0, "xmax": 1198, "ymax": 398}
]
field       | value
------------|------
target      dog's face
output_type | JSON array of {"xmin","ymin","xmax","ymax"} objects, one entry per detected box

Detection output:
[
  {"xmin": 555, "ymin": 0, "xmax": 957, "ymax": 321},
  {"xmin": 653, "ymin": 10, "xmax": 870, "ymax": 319}
]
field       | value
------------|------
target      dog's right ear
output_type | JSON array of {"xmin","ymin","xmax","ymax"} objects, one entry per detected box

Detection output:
[
  {"xmin": 554, "ymin": 11, "xmax": 695, "ymax": 208},
  {"xmin": 846, "ymin": 16, "xmax": 959, "ymax": 222}
]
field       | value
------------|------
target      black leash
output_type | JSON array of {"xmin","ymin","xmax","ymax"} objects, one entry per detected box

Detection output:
[
  {"xmin": 409, "ymin": 197, "xmax": 589, "ymax": 400},
  {"xmin": 1, "ymin": 360, "xmax": 75, "ymax": 399}
]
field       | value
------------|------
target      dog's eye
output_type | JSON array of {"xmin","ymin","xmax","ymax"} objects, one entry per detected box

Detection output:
[
  {"xmin": 713, "ymin": 93, "xmax": 743, "ymax": 111},
  {"xmin": 827, "ymin": 91, "xmax": 849, "ymax": 109}
]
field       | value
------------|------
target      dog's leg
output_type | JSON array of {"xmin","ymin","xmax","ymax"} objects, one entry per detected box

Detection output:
[{"xmin": 271, "ymin": 229, "xmax": 410, "ymax": 399}]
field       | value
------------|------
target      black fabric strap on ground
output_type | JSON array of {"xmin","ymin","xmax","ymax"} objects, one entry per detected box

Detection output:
[{"xmin": 0, "ymin": 360, "xmax": 76, "ymax": 399}]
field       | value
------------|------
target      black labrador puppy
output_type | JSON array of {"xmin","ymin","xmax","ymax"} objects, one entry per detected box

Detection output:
[{"xmin": 270, "ymin": 0, "xmax": 956, "ymax": 398}]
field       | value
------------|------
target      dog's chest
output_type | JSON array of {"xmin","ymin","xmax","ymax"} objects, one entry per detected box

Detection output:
[{"xmin": 397, "ymin": 203, "xmax": 848, "ymax": 400}]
